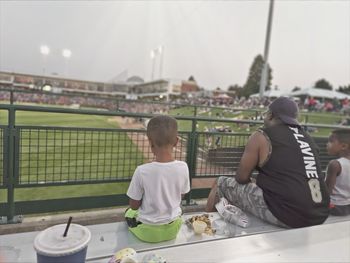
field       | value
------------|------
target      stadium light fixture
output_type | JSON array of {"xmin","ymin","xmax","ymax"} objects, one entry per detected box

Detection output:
[
  {"xmin": 40, "ymin": 45, "xmax": 50, "ymax": 55},
  {"xmin": 150, "ymin": 50, "xmax": 155, "ymax": 59},
  {"xmin": 158, "ymin": 45, "xmax": 163, "ymax": 54},
  {"xmin": 62, "ymin": 49, "xmax": 72, "ymax": 58}
]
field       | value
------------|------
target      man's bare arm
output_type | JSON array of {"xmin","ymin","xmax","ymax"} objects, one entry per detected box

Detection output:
[
  {"xmin": 325, "ymin": 160, "xmax": 341, "ymax": 194},
  {"xmin": 236, "ymin": 131, "xmax": 268, "ymax": 184}
]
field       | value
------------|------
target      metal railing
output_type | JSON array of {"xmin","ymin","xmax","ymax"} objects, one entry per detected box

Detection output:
[{"xmin": 0, "ymin": 104, "xmax": 344, "ymax": 223}]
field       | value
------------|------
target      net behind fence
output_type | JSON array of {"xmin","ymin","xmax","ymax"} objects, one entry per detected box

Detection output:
[
  {"xmin": 0, "ymin": 127, "xmax": 4, "ymax": 187},
  {"xmin": 18, "ymin": 128, "xmax": 151, "ymax": 185},
  {"xmin": 195, "ymin": 132, "xmax": 249, "ymax": 177},
  {"xmin": 16, "ymin": 126, "xmax": 252, "ymax": 186}
]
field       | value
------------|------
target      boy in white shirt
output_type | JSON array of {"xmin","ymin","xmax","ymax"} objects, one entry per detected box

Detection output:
[
  {"xmin": 125, "ymin": 115, "xmax": 190, "ymax": 242},
  {"xmin": 326, "ymin": 129, "xmax": 350, "ymax": 216}
]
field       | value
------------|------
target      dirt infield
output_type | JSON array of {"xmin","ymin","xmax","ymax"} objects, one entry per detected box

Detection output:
[
  {"xmin": 110, "ymin": 116, "xmax": 145, "ymax": 130},
  {"xmin": 110, "ymin": 117, "xmax": 222, "ymax": 189}
]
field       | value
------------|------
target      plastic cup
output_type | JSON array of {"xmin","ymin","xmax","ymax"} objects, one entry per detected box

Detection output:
[
  {"xmin": 34, "ymin": 223, "xmax": 91, "ymax": 263},
  {"xmin": 192, "ymin": 220, "xmax": 207, "ymax": 235}
]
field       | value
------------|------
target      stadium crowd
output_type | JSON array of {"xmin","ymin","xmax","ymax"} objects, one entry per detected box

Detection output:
[{"xmin": 1, "ymin": 90, "xmax": 350, "ymax": 116}]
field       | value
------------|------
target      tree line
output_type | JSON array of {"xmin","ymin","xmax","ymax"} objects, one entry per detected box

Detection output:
[{"xmin": 226, "ymin": 54, "xmax": 350, "ymax": 98}]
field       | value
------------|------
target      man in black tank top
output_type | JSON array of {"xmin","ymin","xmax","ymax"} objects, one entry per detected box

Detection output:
[{"xmin": 206, "ymin": 97, "xmax": 329, "ymax": 228}]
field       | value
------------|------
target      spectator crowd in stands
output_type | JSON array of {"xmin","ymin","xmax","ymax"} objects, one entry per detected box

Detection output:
[
  {"xmin": 1, "ymin": 90, "xmax": 350, "ymax": 117},
  {"xmin": 304, "ymin": 96, "xmax": 350, "ymax": 113}
]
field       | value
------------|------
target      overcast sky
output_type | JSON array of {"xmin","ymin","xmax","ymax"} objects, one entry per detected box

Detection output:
[{"xmin": 0, "ymin": 1, "xmax": 349, "ymax": 92}]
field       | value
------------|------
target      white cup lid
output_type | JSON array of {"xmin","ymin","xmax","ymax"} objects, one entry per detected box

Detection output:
[{"xmin": 34, "ymin": 224, "xmax": 91, "ymax": 257}]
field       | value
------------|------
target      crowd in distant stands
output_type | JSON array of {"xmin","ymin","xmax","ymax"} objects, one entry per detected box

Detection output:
[
  {"xmin": 0, "ymin": 91, "xmax": 116, "ymax": 110},
  {"xmin": 118, "ymin": 101, "xmax": 170, "ymax": 114},
  {"xmin": 1, "ymin": 90, "xmax": 350, "ymax": 116},
  {"xmin": 303, "ymin": 96, "xmax": 350, "ymax": 114}
]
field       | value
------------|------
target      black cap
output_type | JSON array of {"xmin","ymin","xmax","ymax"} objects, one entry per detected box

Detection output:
[{"xmin": 269, "ymin": 97, "xmax": 299, "ymax": 126}]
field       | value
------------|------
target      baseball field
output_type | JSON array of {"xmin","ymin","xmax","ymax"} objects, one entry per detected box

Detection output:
[{"xmin": 0, "ymin": 105, "xmax": 344, "ymax": 204}]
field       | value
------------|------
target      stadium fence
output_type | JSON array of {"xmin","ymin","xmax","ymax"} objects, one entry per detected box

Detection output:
[{"xmin": 0, "ymin": 104, "xmax": 342, "ymax": 223}]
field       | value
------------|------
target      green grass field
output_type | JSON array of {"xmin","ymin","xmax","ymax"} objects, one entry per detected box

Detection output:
[
  {"xmin": 0, "ymin": 110, "xmax": 143, "ymax": 202},
  {"xmin": 0, "ymin": 105, "xmax": 344, "ymax": 203},
  {"xmin": 171, "ymin": 106, "xmax": 342, "ymax": 137}
]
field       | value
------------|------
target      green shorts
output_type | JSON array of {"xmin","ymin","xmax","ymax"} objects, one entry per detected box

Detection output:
[{"xmin": 124, "ymin": 208, "xmax": 182, "ymax": 243}]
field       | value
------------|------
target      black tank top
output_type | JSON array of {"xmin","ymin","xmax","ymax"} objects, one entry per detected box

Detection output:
[{"xmin": 257, "ymin": 124, "xmax": 329, "ymax": 227}]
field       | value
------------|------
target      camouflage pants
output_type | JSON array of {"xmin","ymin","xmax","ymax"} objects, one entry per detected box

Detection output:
[{"xmin": 217, "ymin": 176, "xmax": 288, "ymax": 227}]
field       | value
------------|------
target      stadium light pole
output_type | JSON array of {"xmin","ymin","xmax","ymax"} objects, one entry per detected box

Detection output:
[
  {"xmin": 259, "ymin": 0, "xmax": 274, "ymax": 98},
  {"xmin": 150, "ymin": 45, "xmax": 164, "ymax": 81},
  {"xmin": 62, "ymin": 49, "xmax": 72, "ymax": 78},
  {"xmin": 40, "ymin": 45, "xmax": 50, "ymax": 76},
  {"xmin": 158, "ymin": 45, "xmax": 164, "ymax": 79},
  {"xmin": 40, "ymin": 45, "xmax": 50, "ymax": 86},
  {"xmin": 150, "ymin": 48, "xmax": 157, "ymax": 81}
]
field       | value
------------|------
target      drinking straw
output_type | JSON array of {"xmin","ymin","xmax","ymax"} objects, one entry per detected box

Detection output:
[{"xmin": 63, "ymin": 216, "xmax": 73, "ymax": 237}]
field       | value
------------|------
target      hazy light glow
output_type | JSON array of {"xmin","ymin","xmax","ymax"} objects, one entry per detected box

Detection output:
[
  {"xmin": 42, "ymin": 84, "xmax": 52, "ymax": 91},
  {"xmin": 150, "ymin": 50, "xmax": 155, "ymax": 59},
  {"xmin": 158, "ymin": 45, "xmax": 163, "ymax": 54},
  {"xmin": 1, "ymin": 2, "xmax": 349, "ymax": 91},
  {"xmin": 40, "ymin": 45, "xmax": 50, "ymax": 55},
  {"xmin": 62, "ymin": 49, "xmax": 72, "ymax": 58}
]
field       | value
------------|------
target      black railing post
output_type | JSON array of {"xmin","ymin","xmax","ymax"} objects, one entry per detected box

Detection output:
[
  {"xmin": 193, "ymin": 105, "xmax": 197, "ymax": 117},
  {"xmin": 115, "ymin": 99, "xmax": 119, "ymax": 111},
  {"xmin": 185, "ymin": 117, "xmax": 198, "ymax": 205},
  {"xmin": 305, "ymin": 114, "xmax": 309, "ymax": 124},
  {"xmin": 10, "ymin": 89, "xmax": 14, "ymax": 105},
  {"xmin": 6, "ymin": 107, "xmax": 16, "ymax": 223}
]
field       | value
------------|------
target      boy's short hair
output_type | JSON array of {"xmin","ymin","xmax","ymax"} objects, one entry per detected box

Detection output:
[
  {"xmin": 332, "ymin": 129, "xmax": 350, "ymax": 144},
  {"xmin": 147, "ymin": 115, "xmax": 178, "ymax": 147}
]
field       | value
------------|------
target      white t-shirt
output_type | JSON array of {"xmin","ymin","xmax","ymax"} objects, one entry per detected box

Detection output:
[
  {"xmin": 331, "ymin": 157, "xmax": 350, "ymax": 205},
  {"xmin": 127, "ymin": 160, "xmax": 190, "ymax": 224}
]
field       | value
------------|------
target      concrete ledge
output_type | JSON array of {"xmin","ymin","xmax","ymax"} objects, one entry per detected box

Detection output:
[{"xmin": 0, "ymin": 199, "xmax": 206, "ymax": 235}]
